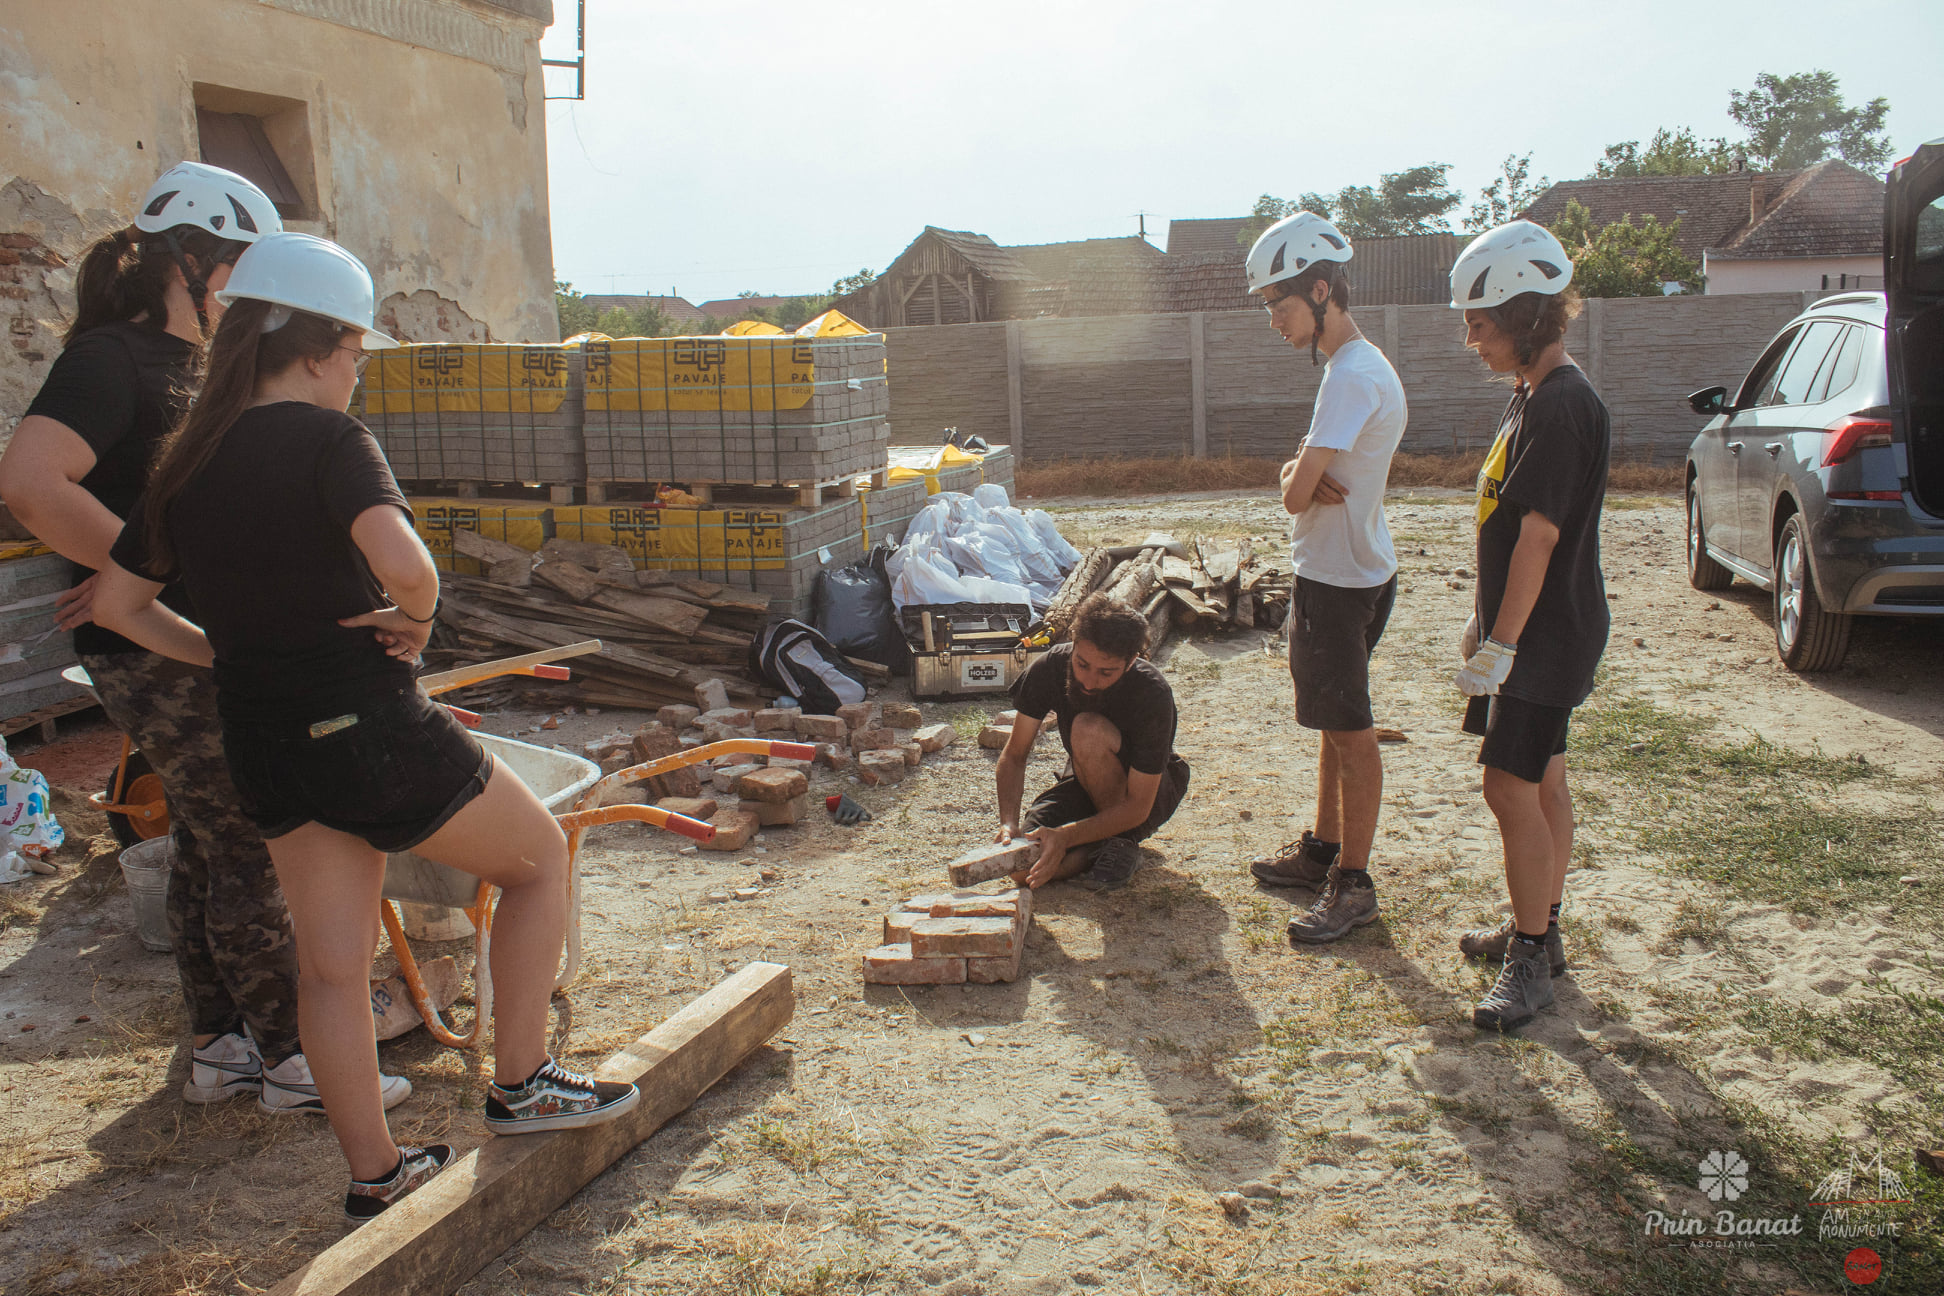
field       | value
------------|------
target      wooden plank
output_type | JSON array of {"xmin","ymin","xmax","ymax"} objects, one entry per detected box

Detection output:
[
  {"xmin": 418, "ymin": 640, "xmax": 602, "ymax": 697},
  {"xmin": 451, "ymin": 529, "xmax": 533, "ymax": 568},
  {"xmin": 267, "ymin": 962, "xmax": 794, "ymax": 1296},
  {"xmin": 532, "ymin": 560, "xmax": 602, "ymax": 604},
  {"xmin": 589, "ymin": 587, "xmax": 710, "ymax": 639}
]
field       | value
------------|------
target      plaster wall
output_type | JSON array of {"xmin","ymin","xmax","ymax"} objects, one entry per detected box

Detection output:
[
  {"xmin": 1704, "ymin": 255, "xmax": 1883, "ymax": 295},
  {"xmin": 1, "ymin": 0, "xmax": 557, "ymax": 429}
]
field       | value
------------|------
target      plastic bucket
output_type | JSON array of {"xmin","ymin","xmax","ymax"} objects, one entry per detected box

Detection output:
[{"xmin": 119, "ymin": 837, "xmax": 174, "ymax": 953}]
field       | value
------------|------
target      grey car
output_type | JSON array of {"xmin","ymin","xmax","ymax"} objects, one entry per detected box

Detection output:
[{"xmin": 1683, "ymin": 137, "xmax": 1944, "ymax": 671}]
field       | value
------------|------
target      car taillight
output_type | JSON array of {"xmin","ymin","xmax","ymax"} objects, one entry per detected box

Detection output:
[{"xmin": 1822, "ymin": 415, "xmax": 1892, "ymax": 467}]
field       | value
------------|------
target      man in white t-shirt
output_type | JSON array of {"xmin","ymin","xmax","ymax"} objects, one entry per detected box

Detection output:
[{"xmin": 1239, "ymin": 212, "xmax": 1407, "ymax": 945}]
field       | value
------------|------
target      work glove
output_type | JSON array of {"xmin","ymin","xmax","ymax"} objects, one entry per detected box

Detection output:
[
  {"xmin": 826, "ymin": 794, "xmax": 873, "ymax": 826},
  {"xmin": 1455, "ymin": 638, "xmax": 1517, "ymax": 697}
]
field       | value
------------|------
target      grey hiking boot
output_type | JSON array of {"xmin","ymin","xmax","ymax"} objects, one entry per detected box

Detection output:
[
  {"xmin": 1250, "ymin": 831, "xmax": 1335, "ymax": 888},
  {"xmin": 1472, "ymin": 938, "xmax": 1556, "ymax": 1031},
  {"xmin": 1459, "ymin": 917, "xmax": 1567, "ymax": 978},
  {"xmin": 1079, "ymin": 837, "xmax": 1139, "ymax": 892},
  {"xmin": 1286, "ymin": 865, "xmax": 1379, "ymax": 945}
]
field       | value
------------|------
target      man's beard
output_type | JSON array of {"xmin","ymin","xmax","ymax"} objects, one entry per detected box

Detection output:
[{"xmin": 1066, "ymin": 664, "xmax": 1106, "ymax": 710}]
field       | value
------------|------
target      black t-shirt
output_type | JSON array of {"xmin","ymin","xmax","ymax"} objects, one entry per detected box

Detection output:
[
  {"xmin": 1009, "ymin": 642, "xmax": 1177, "ymax": 775},
  {"xmin": 111, "ymin": 403, "xmax": 415, "ymax": 723},
  {"xmin": 22, "ymin": 321, "xmax": 198, "ymax": 655},
  {"xmin": 1474, "ymin": 364, "xmax": 1611, "ymax": 708}
]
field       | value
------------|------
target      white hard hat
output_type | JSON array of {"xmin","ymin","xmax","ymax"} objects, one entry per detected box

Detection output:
[
  {"xmin": 1449, "ymin": 220, "xmax": 1573, "ymax": 309},
  {"xmin": 1245, "ymin": 211, "xmax": 1353, "ymax": 295},
  {"xmin": 215, "ymin": 232, "xmax": 396, "ymax": 349},
  {"xmin": 135, "ymin": 161, "xmax": 282, "ymax": 243}
]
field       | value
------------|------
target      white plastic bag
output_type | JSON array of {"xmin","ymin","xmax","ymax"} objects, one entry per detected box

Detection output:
[
  {"xmin": 1026, "ymin": 509, "xmax": 1083, "ymax": 570},
  {"xmin": 971, "ymin": 482, "xmax": 1011, "ymax": 510}
]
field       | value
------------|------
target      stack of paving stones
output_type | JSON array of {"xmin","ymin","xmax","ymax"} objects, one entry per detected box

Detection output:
[
  {"xmin": 581, "ymin": 685, "xmax": 960, "ymax": 851},
  {"xmin": 863, "ymin": 886, "xmax": 1034, "ymax": 986}
]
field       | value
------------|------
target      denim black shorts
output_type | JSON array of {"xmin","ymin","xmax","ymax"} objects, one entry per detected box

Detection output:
[
  {"xmin": 1288, "ymin": 575, "xmax": 1396, "ymax": 732},
  {"xmin": 1021, "ymin": 753, "xmax": 1192, "ymax": 843},
  {"xmin": 1463, "ymin": 693, "xmax": 1571, "ymax": 784},
  {"xmin": 221, "ymin": 687, "xmax": 493, "ymax": 852}
]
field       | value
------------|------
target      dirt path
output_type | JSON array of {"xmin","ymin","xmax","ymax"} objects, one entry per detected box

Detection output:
[{"xmin": 4, "ymin": 491, "xmax": 1941, "ymax": 1295}]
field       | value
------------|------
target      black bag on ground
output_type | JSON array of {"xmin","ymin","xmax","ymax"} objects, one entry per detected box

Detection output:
[
  {"xmin": 814, "ymin": 547, "xmax": 910, "ymax": 674},
  {"xmin": 746, "ymin": 619, "xmax": 866, "ymax": 715}
]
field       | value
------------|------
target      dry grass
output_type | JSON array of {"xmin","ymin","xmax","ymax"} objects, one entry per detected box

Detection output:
[{"xmin": 1016, "ymin": 453, "xmax": 1680, "ymax": 500}]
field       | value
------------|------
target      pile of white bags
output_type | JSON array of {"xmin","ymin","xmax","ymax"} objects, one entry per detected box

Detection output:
[{"xmin": 887, "ymin": 485, "xmax": 1082, "ymax": 613}]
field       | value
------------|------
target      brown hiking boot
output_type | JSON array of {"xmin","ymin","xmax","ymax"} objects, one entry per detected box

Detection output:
[
  {"xmin": 1250, "ymin": 831, "xmax": 1335, "ymax": 888},
  {"xmin": 1473, "ymin": 937, "xmax": 1555, "ymax": 1032},
  {"xmin": 1286, "ymin": 865, "xmax": 1380, "ymax": 944},
  {"xmin": 1459, "ymin": 916, "xmax": 1567, "ymax": 978}
]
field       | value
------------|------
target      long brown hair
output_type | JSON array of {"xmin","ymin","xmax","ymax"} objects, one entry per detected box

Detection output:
[
  {"xmin": 1481, "ymin": 286, "xmax": 1582, "ymax": 367},
  {"xmin": 143, "ymin": 301, "xmax": 346, "ymax": 570},
  {"xmin": 65, "ymin": 226, "xmax": 245, "ymax": 346}
]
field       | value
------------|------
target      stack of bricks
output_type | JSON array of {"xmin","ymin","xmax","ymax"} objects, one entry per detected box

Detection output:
[
  {"xmin": 863, "ymin": 886, "xmax": 1034, "ymax": 985},
  {"xmin": 832, "ymin": 701, "xmax": 957, "ymax": 787},
  {"xmin": 358, "ymin": 344, "xmax": 585, "ymax": 485}
]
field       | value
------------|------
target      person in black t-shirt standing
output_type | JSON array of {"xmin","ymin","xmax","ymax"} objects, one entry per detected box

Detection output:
[
  {"xmin": 1446, "ymin": 221, "xmax": 1611, "ymax": 1032},
  {"xmin": 996, "ymin": 593, "xmax": 1191, "ymax": 891},
  {"xmin": 0, "ymin": 163, "xmax": 408, "ymax": 1114},
  {"xmin": 95, "ymin": 233, "xmax": 638, "ymax": 1223}
]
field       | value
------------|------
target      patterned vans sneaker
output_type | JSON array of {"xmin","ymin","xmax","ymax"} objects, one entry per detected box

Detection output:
[
  {"xmin": 1249, "ymin": 832, "xmax": 1335, "ymax": 889},
  {"xmin": 1459, "ymin": 917, "xmax": 1567, "ymax": 977},
  {"xmin": 183, "ymin": 1032, "xmax": 263, "ymax": 1104},
  {"xmin": 484, "ymin": 1058, "xmax": 640, "ymax": 1135},
  {"xmin": 260, "ymin": 1053, "xmax": 413, "ymax": 1115},
  {"xmin": 344, "ymin": 1144, "xmax": 454, "ymax": 1224}
]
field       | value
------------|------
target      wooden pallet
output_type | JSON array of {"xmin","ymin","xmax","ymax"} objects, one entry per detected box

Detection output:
[
  {"xmin": 586, "ymin": 469, "xmax": 888, "ymax": 509},
  {"xmin": 1, "ymin": 692, "xmax": 98, "ymax": 744}
]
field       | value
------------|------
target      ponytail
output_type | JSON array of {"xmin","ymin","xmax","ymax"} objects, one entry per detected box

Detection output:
[
  {"xmin": 144, "ymin": 301, "xmax": 345, "ymax": 571},
  {"xmin": 64, "ymin": 225, "xmax": 245, "ymax": 346}
]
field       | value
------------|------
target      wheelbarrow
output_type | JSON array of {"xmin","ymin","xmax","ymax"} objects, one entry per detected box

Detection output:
[
  {"xmin": 385, "ymin": 641, "xmax": 815, "ymax": 1049},
  {"xmin": 61, "ymin": 664, "xmax": 171, "ymax": 847}
]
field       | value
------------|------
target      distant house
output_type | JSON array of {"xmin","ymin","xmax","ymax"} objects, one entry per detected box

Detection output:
[
  {"xmin": 1519, "ymin": 161, "xmax": 1885, "ymax": 294},
  {"xmin": 582, "ymin": 294, "xmax": 707, "ymax": 324},
  {"xmin": 1165, "ymin": 217, "xmax": 1256, "ymax": 257},
  {"xmin": 697, "ymin": 295, "xmax": 798, "ymax": 319}
]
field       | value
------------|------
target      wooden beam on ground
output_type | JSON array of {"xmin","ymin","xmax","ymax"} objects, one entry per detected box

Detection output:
[{"xmin": 269, "ymin": 962, "xmax": 794, "ymax": 1296}]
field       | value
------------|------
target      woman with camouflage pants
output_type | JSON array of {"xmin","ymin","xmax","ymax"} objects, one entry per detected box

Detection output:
[{"xmin": 0, "ymin": 162, "xmax": 405, "ymax": 1113}]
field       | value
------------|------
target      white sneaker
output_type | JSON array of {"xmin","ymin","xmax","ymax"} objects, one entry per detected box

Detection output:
[
  {"xmin": 184, "ymin": 1032, "xmax": 263, "ymax": 1104},
  {"xmin": 259, "ymin": 1053, "xmax": 413, "ymax": 1115}
]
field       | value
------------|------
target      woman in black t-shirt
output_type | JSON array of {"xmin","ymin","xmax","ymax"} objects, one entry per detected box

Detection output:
[
  {"xmin": 95, "ymin": 232, "xmax": 637, "ymax": 1223},
  {"xmin": 1446, "ymin": 221, "xmax": 1612, "ymax": 1034},
  {"xmin": 0, "ymin": 162, "xmax": 353, "ymax": 1112}
]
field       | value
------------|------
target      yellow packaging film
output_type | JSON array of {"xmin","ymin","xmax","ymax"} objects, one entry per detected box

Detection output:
[
  {"xmin": 363, "ymin": 345, "xmax": 571, "ymax": 416},
  {"xmin": 411, "ymin": 500, "xmax": 550, "ymax": 571},
  {"xmin": 581, "ymin": 337, "xmax": 817, "ymax": 413},
  {"xmin": 555, "ymin": 506, "xmax": 787, "ymax": 570},
  {"xmin": 886, "ymin": 444, "xmax": 987, "ymax": 494}
]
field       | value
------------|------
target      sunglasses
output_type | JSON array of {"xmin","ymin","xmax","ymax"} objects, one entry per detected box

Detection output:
[{"xmin": 338, "ymin": 345, "xmax": 372, "ymax": 376}]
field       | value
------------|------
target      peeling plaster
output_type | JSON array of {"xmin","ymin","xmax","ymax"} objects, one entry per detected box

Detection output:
[{"xmin": 377, "ymin": 290, "xmax": 492, "ymax": 344}]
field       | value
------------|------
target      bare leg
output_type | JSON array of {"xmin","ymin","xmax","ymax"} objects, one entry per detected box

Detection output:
[
  {"xmin": 1483, "ymin": 766, "xmax": 1555, "ymax": 935},
  {"xmin": 1030, "ymin": 713, "xmax": 1131, "ymax": 884},
  {"xmin": 1313, "ymin": 732, "xmax": 1343, "ymax": 844},
  {"xmin": 410, "ymin": 756, "xmax": 569, "ymax": 1088},
  {"xmin": 1538, "ymin": 755, "xmax": 1573, "ymax": 908},
  {"xmin": 1324, "ymin": 728, "xmax": 1383, "ymax": 871},
  {"xmin": 264, "ymin": 825, "xmax": 396, "ymax": 1182}
]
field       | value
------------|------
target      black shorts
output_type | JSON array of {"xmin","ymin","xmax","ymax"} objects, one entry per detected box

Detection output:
[
  {"xmin": 1021, "ymin": 753, "xmax": 1191, "ymax": 844},
  {"xmin": 1463, "ymin": 693, "xmax": 1570, "ymax": 784},
  {"xmin": 222, "ymin": 687, "xmax": 493, "ymax": 852},
  {"xmin": 1289, "ymin": 574, "xmax": 1396, "ymax": 732}
]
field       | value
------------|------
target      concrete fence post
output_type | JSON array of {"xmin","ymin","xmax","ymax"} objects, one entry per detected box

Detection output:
[
  {"xmin": 1188, "ymin": 312, "xmax": 1208, "ymax": 459},
  {"xmin": 1584, "ymin": 295, "xmax": 1605, "ymax": 396},
  {"xmin": 1382, "ymin": 304, "xmax": 1399, "ymax": 371},
  {"xmin": 1005, "ymin": 320, "xmax": 1024, "ymax": 456}
]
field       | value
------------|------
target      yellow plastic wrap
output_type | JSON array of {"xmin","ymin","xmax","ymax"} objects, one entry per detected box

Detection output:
[{"xmin": 362, "ymin": 345, "xmax": 571, "ymax": 416}]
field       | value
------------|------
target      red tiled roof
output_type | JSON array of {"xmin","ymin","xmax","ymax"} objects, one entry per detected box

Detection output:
[
  {"xmin": 582, "ymin": 294, "xmax": 706, "ymax": 322},
  {"xmin": 1002, "ymin": 236, "xmax": 1168, "ymax": 316},
  {"xmin": 1166, "ymin": 216, "xmax": 1256, "ymax": 257},
  {"xmin": 1709, "ymin": 160, "xmax": 1884, "ymax": 261},
  {"xmin": 696, "ymin": 295, "xmax": 796, "ymax": 318},
  {"xmin": 1161, "ymin": 233, "xmax": 1461, "ymax": 311}
]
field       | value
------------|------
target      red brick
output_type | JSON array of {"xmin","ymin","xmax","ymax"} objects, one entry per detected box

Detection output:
[
  {"xmin": 632, "ymin": 723, "xmax": 681, "ymax": 761},
  {"xmin": 753, "ymin": 706, "xmax": 800, "ymax": 732},
  {"xmin": 0, "ymin": 233, "xmax": 38, "ymax": 249},
  {"xmin": 836, "ymin": 702, "xmax": 875, "ymax": 730},
  {"xmin": 880, "ymin": 702, "xmax": 923, "ymax": 729},
  {"xmin": 656, "ymin": 795, "xmax": 717, "ymax": 821},
  {"xmin": 736, "ymin": 767, "xmax": 807, "ymax": 803},
  {"xmin": 911, "ymin": 916, "xmax": 1016, "ymax": 959},
  {"xmin": 913, "ymin": 722, "xmax": 957, "ymax": 753},
  {"xmin": 796, "ymin": 714, "xmax": 847, "ymax": 741},
  {"xmin": 978, "ymin": 723, "xmax": 1012, "ymax": 749},
  {"xmin": 0, "ymin": 249, "xmax": 18, "ymax": 266},
  {"xmin": 737, "ymin": 794, "xmax": 807, "ymax": 826},
  {"xmin": 882, "ymin": 910, "xmax": 919, "ymax": 943},
  {"xmin": 898, "ymin": 741, "xmax": 923, "ymax": 768},
  {"xmin": 948, "ymin": 840, "xmax": 1039, "ymax": 887},
  {"xmin": 699, "ymin": 808, "xmax": 760, "ymax": 851},
  {"xmin": 694, "ymin": 678, "xmax": 731, "ymax": 711},
  {"xmin": 657, "ymin": 703, "xmax": 700, "ymax": 730},
  {"xmin": 967, "ymin": 942, "xmax": 1025, "ymax": 984},
  {"xmin": 857, "ymin": 751, "xmax": 907, "ymax": 786},
  {"xmin": 698, "ymin": 706, "xmax": 753, "ymax": 728},
  {"xmin": 849, "ymin": 726, "xmax": 897, "ymax": 752},
  {"xmin": 647, "ymin": 765, "xmax": 703, "ymax": 799},
  {"xmin": 862, "ymin": 943, "xmax": 965, "ymax": 985},
  {"xmin": 929, "ymin": 897, "xmax": 1017, "ymax": 920},
  {"xmin": 813, "ymin": 743, "xmax": 851, "ymax": 771}
]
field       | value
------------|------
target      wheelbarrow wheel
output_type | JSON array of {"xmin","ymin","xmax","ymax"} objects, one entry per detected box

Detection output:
[{"xmin": 105, "ymin": 752, "xmax": 170, "ymax": 849}]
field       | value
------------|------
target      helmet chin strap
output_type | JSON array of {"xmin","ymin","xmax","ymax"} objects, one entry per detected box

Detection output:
[
  {"xmin": 1309, "ymin": 267, "xmax": 1334, "ymax": 367},
  {"xmin": 160, "ymin": 229, "xmax": 210, "ymax": 332}
]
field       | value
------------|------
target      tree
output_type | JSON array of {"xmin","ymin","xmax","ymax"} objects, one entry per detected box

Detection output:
[
  {"xmin": 830, "ymin": 267, "xmax": 877, "ymax": 297},
  {"xmin": 1236, "ymin": 193, "xmax": 1297, "ymax": 247},
  {"xmin": 1466, "ymin": 153, "xmax": 1551, "ymax": 231},
  {"xmin": 555, "ymin": 279, "xmax": 598, "ymax": 337},
  {"xmin": 1592, "ymin": 127, "xmax": 1737, "ymax": 178},
  {"xmin": 1549, "ymin": 199, "xmax": 1701, "ymax": 297},
  {"xmin": 1299, "ymin": 164, "xmax": 1461, "ymax": 239},
  {"xmin": 1728, "ymin": 70, "xmax": 1891, "ymax": 172}
]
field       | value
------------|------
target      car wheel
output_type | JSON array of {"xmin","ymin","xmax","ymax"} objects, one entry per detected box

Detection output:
[
  {"xmin": 1687, "ymin": 483, "xmax": 1734, "ymax": 591},
  {"xmin": 1772, "ymin": 514, "xmax": 1851, "ymax": 672}
]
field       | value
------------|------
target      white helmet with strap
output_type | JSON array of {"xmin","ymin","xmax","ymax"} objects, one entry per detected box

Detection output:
[
  {"xmin": 215, "ymin": 232, "xmax": 396, "ymax": 349},
  {"xmin": 1449, "ymin": 220, "xmax": 1573, "ymax": 309},
  {"xmin": 1245, "ymin": 211, "xmax": 1353, "ymax": 295},
  {"xmin": 136, "ymin": 161, "xmax": 282, "ymax": 243}
]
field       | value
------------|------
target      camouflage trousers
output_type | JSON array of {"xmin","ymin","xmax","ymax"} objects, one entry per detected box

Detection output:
[{"xmin": 83, "ymin": 651, "xmax": 301, "ymax": 1059}]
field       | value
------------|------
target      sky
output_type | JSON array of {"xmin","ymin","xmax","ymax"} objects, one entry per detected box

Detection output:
[{"xmin": 541, "ymin": 0, "xmax": 1944, "ymax": 305}]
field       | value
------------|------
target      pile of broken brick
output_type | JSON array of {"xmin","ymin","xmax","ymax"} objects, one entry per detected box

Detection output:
[
  {"xmin": 862, "ymin": 839, "xmax": 1039, "ymax": 986},
  {"xmin": 576, "ymin": 676, "xmax": 961, "ymax": 854}
]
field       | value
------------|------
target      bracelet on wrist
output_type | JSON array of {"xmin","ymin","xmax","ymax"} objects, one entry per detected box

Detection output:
[{"xmin": 399, "ymin": 598, "xmax": 439, "ymax": 625}]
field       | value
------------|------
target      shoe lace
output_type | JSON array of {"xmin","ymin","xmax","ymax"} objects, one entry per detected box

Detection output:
[{"xmin": 537, "ymin": 1058, "xmax": 593, "ymax": 1091}]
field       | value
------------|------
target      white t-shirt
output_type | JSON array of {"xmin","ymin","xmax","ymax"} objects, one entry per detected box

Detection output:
[{"xmin": 1288, "ymin": 337, "xmax": 1407, "ymax": 589}]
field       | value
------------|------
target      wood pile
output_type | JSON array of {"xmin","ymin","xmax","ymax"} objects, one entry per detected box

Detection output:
[
  {"xmin": 427, "ymin": 532, "xmax": 766, "ymax": 711},
  {"xmin": 1043, "ymin": 534, "xmax": 1291, "ymax": 650}
]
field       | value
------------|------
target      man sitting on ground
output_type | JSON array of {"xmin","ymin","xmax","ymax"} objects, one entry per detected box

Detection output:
[{"xmin": 994, "ymin": 593, "xmax": 1191, "ymax": 891}]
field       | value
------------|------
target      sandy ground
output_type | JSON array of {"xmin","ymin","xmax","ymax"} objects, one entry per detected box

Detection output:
[{"xmin": 3, "ymin": 489, "xmax": 1941, "ymax": 1295}]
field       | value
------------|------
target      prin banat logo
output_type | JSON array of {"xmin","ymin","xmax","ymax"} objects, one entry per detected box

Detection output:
[
  {"xmin": 1641, "ymin": 1150, "xmax": 1803, "ymax": 1247},
  {"xmin": 1640, "ymin": 1147, "xmax": 1915, "ymax": 1265}
]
